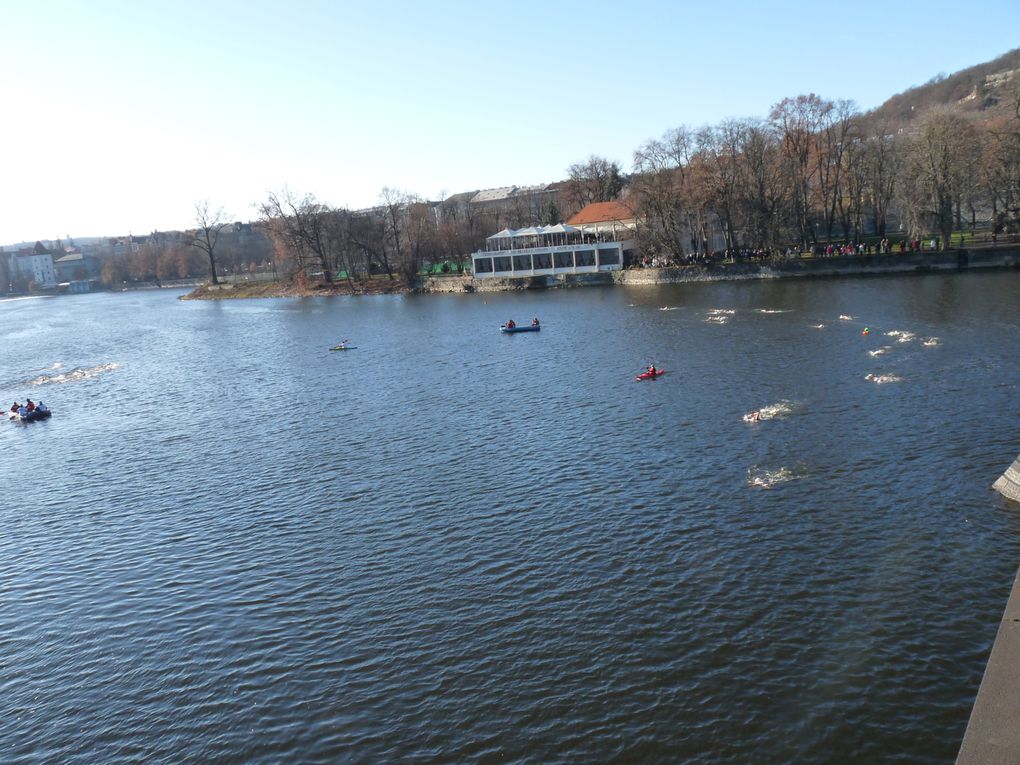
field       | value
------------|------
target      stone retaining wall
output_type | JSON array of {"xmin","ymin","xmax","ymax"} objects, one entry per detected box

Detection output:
[
  {"xmin": 418, "ymin": 248, "xmax": 1020, "ymax": 293},
  {"xmin": 616, "ymin": 249, "xmax": 1020, "ymax": 286}
]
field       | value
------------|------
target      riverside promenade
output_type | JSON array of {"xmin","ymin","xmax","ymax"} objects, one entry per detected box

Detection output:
[{"xmin": 421, "ymin": 247, "xmax": 1020, "ymax": 292}]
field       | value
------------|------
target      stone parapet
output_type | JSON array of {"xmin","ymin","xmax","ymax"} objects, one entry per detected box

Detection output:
[
  {"xmin": 957, "ymin": 564, "xmax": 1020, "ymax": 763},
  {"xmin": 993, "ymin": 455, "xmax": 1020, "ymax": 503}
]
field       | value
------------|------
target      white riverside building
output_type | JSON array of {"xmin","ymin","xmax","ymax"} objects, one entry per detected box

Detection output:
[{"xmin": 471, "ymin": 223, "xmax": 628, "ymax": 278}]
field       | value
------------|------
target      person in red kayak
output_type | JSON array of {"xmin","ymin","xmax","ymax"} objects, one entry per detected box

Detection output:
[{"xmin": 647, "ymin": 364, "xmax": 657, "ymax": 377}]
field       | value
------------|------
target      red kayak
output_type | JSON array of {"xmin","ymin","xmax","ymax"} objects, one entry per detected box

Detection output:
[{"xmin": 636, "ymin": 368, "xmax": 665, "ymax": 381}]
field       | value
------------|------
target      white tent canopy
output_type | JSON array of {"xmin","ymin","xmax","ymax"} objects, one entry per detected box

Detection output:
[
  {"xmin": 486, "ymin": 224, "xmax": 585, "ymax": 241},
  {"xmin": 541, "ymin": 223, "xmax": 580, "ymax": 235}
]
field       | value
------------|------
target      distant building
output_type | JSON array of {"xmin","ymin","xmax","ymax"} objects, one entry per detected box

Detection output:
[
  {"xmin": 471, "ymin": 220, "xmax": 627, "ymax": 279},
  {"xmin": 12, "ymin": 250, "xmax": 57, "ymax": 288},
  {"xmin": 439, "ymin": 183, "xmax": 561, "ymax": 231},
  {"xmin": 54, "ymin": 251, "xmax": 99, "ymax": 282}
]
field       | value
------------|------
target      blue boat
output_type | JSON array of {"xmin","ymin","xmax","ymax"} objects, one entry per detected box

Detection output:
[
  {"xmin": 10, "ymin": 408, "xmax": 52, "ymax": 422},
  {"xmin": 500, "ymin": 323, "xmax": 540, "ymax": 333}
]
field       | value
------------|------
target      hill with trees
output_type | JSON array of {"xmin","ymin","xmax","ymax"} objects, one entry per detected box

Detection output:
[{"xmin": 869, "ymin": 48, "xmax": 1020, "ymax": 127}]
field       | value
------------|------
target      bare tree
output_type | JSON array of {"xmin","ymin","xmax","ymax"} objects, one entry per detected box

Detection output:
[
  {"xmin": 375, "ymin": 187, "xmax": 408, "ymax": 281},
  {"xmin": 130, "ymin": 243, "xmax": 158, "ymax": 282},
  {"xmin": 564, "ymin": 155, "xmax": 624, "ymax": 212},
  {"xmin": 770, "ymin": 94, "xmax": 832, "ymax": 248},
  {"xmin": 100, "ymin": 254, "xmax": 128, "ymax": 286},
  {"xmin": 737, "ymin": 121, "xmax": 790, "ymax": 251},
  {"xmin": 631, "ymin": 127, "xmax": 696, "ymax": 260},
  {"xmin": 258, "ymin": 190, "xmax": 364, "ymax": 287},
  {"xmin": 981, "ymin": 87, "xmax": 1020, "ymax": 234},
  {"xmin": 191, "ymin": 201, "xmax": 230, "ymax": 285},
  {"xmin": 815, "ymin": 99, "xmax": 859, "ymax": 240},
  {"xmin": 838, "ymin": 133, "xmax": 870, "ymax": 241},
  {"xmin": 861, "ymin": 121, "xmax": 900, "ymax": 238},
  {"xmin": 698, "ymin": 120, "xmax": 751, "ymax": 251},
  {"xmin": 899, "ymin": 107, "xmax": 979, "ymax": 248},
  {"xmin": 348, "ymin": 211, "xmax": 389, "ymax": 280}
]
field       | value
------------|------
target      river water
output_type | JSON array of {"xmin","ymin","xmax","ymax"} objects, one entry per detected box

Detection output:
[{"xmin": 2, "ymin": 272, "xmax": 1019, "ymax": 764}]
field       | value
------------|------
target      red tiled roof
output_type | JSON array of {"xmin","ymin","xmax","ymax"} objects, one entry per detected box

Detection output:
[{"xmin": 566, "ymin": 200, "xmax": 636, "ymax": 225}]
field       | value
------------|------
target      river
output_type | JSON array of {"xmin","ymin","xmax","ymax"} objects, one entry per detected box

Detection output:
[{"xmin": 2, "ymin": 272, "xmax": 1019, "ymax": 764}]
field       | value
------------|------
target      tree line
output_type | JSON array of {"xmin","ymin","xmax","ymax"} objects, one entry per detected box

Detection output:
[
  {"xmin": 626, "ymin": 91, "xmax": 1020, "ymax": 261},
  {"xmin": 107, "ymin": 86, "xmax": 1020, "ymax": 288}
]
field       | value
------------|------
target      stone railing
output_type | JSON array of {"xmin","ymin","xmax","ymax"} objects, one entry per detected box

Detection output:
[{"xmin": 993, "ymin": 455, "xmax": 1020, "ymax": 503}]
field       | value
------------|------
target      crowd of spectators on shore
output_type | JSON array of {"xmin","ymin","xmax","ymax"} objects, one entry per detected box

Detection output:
[
  {"xmin": 811, "ymin": 238, "xmax": 940, "ymax": 256},
  {"xmin": 633, "ymin": 236, "xmax": 956, "ymax": 269},
  {"xmin": 639, "ymin": 251, "xmax": 725, "ymax": 268},
  {"xmin": 637, "ymin": 248, "xmax": 795, "ymax": 267}
]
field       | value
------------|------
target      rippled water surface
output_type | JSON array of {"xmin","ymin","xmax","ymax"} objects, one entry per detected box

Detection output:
[{"xmin": 2, "ymin": 273, "xmax": 1020, "ymax": 764}]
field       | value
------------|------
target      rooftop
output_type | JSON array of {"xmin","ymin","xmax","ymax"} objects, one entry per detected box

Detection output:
[{"xmin": 566, "ymin": 200, "xmax": 636, "ymax": 226}]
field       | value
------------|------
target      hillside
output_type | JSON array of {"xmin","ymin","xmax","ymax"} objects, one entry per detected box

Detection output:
[{"xmin": 869, "ymin": 47, "xmax": 1020, "ymax": 126}]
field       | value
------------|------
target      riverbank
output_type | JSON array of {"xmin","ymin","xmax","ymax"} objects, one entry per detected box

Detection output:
[
  {"xmin": 181, "ymin": 246, "xmax": 1020, "ymax": 299},
  {"xmin": 181, "ymin": 276, "xmax": 408, "ymax": 300}
]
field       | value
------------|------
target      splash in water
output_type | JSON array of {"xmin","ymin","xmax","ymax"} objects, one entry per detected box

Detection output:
[
  {"xmin": 885, "ymin": 330, "xmax": 916, "ymax": 343},
  {"xmin": 747, "ymin": 465, "xmax": 799, "ymax": 489},
  {"xmin": 865, "ymin": 372, "xmax": 902, "ymax": 384},
  {"xmin": 922, "ymin": 337, "xmax": 940, "ymax": 347},
  {"xmin": 29, "ymin": 362, "xmax": 120, "ymax": 386},
  {"xmin": 811, "ymin": 324, "xmax": 825, "ymax": 329},
  {"xmin": 743, "ymin": 401, "xmax": 793, "ymax": 423},
  {"xmin": 756, "ymin": 309, "xmax": 790, "ymax": 314},
  {"xmin": 839, "ymin": 314, "xmax": 853, "ymax": 321},
  {"xmin": 659, "ymin": 306, "xmax": 680, "ymax": 311},
  {"xmin": 868, "ymin": 346, "xmax": 894, "ymax": 357}
]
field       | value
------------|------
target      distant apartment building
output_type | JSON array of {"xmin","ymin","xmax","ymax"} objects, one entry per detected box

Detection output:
[
  {"xmin": 7, "ymin": 248, "xmax": 57, "ymax": 289},
  {"xmin": 439, "ymin": 183, "xmax": 562, "ymax": 231}
]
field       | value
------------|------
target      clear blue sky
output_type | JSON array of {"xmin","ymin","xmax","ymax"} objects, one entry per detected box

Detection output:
[{"xmin": 2, "ymin": 0, "xmax": 1018, "ymax": 245}]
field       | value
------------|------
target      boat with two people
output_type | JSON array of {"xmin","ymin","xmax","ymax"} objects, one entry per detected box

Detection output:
[{"xmin": 501, "ymin": 317, "xmax": 541, "ymax": 333}]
